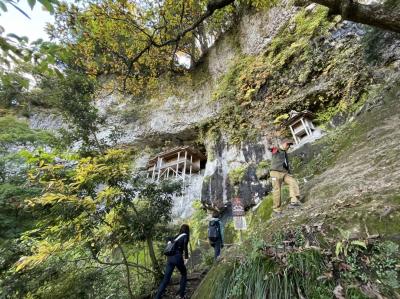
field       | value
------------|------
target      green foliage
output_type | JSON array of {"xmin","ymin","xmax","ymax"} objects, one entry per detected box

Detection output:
[
  {"xmin": 194, "ymin": 248, "xmax": 333, "ymax": 299},
  {"xmin": 384, "ymin": 0, "xmax": 400, "ymax": 8},
  {"xmin": 188, "ymin": 200, "xmax": 208, "ymax": 248},
  {"xmin": 202, "ymin": 7, "xmax": 342, "ymax": 143},
  {"xmin": 273, "ymin": 113, "xmax": 289, "ymax": 124},
  {"xmin": 0, "ymin": 116, "xmax": 55, "ymax": 147},
  {"xmin": 0, "ymin": 37, "xmax": 63, "ymax": 102},
  {"xmin": 335, "ymin": 230, "xmax": 367, "ymax": 257},
  {"xmin": 206, "ymin": 55, "xmax": 261, "ymax": 144},
  {"xmin": 55, "ymin": 71, "xmax": 102, "ymax": 150},
  {"xmin": 222, "ymin": 219, "xmax": 238, "ymax": 244},
  {"xmin": 47, "ymin": 0, "xmax": 237, "ymax": 95},
  {"xmin": 0, "ymin": 183, "xmax": 40, "ymax": 234},
  {"xmin": 254, "ymin": 195, "xmax": 273, "ymax": 221},
  {"xmin": 335, "ymin": 237, "xmax": 400, "ymax": 295},
  {"xmin": 371, "ymin": 241, "xmax": 400, "ymax": 289},
  {"xmin": 0, "ymin": 72, "xmax": 29, "ymax": 108},
  {"xmin": 0, "ymin": 0, "xmax": 58, "ymax": 16},
  {"xmin": 238, "ymin": 0, "xmax": 278, "ymax": 9},
  {"xmin": 196, "ymin": 220, "xmax": 400, "ymax": 299},
  {"xmin": 266, "ymin": 7, "xmax": 335, "ymax": 69},
  {"xmin": 256, "ymin": 160, "xmax": 270, "ymax": 180},
  {"xmin": 228, "ymin": 164, "xmax": 248, "ymax": 185},
  {"xmin": 0, "ymin": 124, "xmax": 57, "ymax": 298},
  {"xmin": 201, "ymin": 247, "xmax": 215, "ymax": 268},
  {"xmin": 1, "ymin": 149, "xmax": 181, "ymax": 297}
]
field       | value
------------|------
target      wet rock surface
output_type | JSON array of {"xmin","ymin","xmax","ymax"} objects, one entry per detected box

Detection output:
[{"xmin": 201, "ymin": 138, "xmax": 271, "ymax": 210}]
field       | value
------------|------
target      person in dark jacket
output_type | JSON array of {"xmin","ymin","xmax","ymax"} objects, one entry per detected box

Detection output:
[
  {"xmin": 269, "ymin": 138, "xmax": 301, "ymax": 215},
  {"xmin": 209, "ymin": 211, "xmax": 224, "ymax": 260},
  {"xmin": 155, "ymin": 224, "xmax": 190, "ymax": 299}
]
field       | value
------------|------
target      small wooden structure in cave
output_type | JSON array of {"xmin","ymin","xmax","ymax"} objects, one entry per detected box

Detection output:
[
  {"xmin": 284, "ymin": 110, "xmax": 316, "ymax": 145},
  {"xmin": 147, "ymin": 146, "xmax": 206, "ymax": 182}
]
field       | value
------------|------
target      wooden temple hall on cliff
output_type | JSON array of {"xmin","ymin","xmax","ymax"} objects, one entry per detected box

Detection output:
[{"xmin": 147, "ymin": 146, "xmax": 207, "ymax": 182}]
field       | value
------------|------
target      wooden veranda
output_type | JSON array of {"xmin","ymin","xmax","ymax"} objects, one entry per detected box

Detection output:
[{"xmin": 147, "ymin": 146, "xmax": 206, "ymax": 182}]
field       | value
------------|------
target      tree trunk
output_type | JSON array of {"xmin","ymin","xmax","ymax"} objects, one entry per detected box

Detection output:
[
  {"xmin": 146, "ymin": 236, "xmax": 163, "ymax": 279},
  {"xmin": 311, "ymin": 0, "xmax": 400, "ymax": 33},
  {"xmin": 117, "ymin": 244, "xmax": 135, "ymax": 299}
]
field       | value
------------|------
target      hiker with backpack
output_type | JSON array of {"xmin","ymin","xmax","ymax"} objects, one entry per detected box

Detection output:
[
  {"xmin": 155, "ymin": 224, "xmax": 190, "ymax": 299},
  {"xmin": 269, "ymin": 138, "xmax": 302, "ymax": 216},
  {"xmin": 208, "ymin": 211, "xmax": 224, "ymax": 260}
]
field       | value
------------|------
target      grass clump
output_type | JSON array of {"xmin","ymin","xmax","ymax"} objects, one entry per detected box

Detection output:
[
  {"xmin": 193, "ymin": 247, "xmax": 332, "ymax": 299},
  {"xmin": 195, "ymin": 223, "xmax": 400, "ymax": 299}
]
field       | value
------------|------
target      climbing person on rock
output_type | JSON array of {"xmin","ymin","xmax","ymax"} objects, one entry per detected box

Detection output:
[
  {"xmin": 208, "ymin": 211, "xmax": 224, "ymax": 260},
  {"xmin": 269, "ymin": 138, "xmax": 301, "ymax": 216},
  {"xmin": 155, "ymin": 224, "xmax": 190, "ymax": 299}
]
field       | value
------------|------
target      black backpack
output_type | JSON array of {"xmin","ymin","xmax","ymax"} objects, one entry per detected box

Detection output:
[
  {"xmin": 163, "ymin": 233, "xmax": 186, "ymax": 256},
  {"xmin": 208, "ymin": 220, "xmax": 220, "ymax": 242}
]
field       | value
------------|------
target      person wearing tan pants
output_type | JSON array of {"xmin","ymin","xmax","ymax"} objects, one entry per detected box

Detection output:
[
  {"xmin": 268, "ymin": 138, "xmax": 301, "ymax": 214},
  {"xmin": 270, "ymin": 170, "xmax": 300, "ymax": 213}
]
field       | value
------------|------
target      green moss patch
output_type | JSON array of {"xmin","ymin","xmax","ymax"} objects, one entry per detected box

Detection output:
[
  {"xmin": 256, "ymin": 160, "xmax": 270, "ymax": 179},
  {"xmin": 228, "ymin": 164, "xmax": 248, "ymax": 186}
]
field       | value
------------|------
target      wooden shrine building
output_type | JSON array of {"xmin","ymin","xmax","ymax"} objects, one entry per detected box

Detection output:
[
  {"xmin": 147, "ymin": 146, "xmax": 207, "ymax": 182},
  {"xmin": 284, "ymin": 110, "xmax": 317, "ymax": 145}
]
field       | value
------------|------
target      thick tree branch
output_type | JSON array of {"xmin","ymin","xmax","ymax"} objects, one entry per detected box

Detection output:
[
  {"xmin": 117, "ymin": 244, "xmax": 134, "ymax": 299},
  {"xmin": 155, "ymin": 0, "xmax": 235, "ymax": 47},
  {"xmin": 312, "ymin": 0, "xmax": 400, "ymax": 33},
  {"xmin": 119, "ymin": 0, "xmax": 235, "ymax": 83}
]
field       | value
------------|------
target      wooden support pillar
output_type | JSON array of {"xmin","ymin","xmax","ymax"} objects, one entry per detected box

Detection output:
[
  {"xmin": 183, "ymin": 150, "xmax": 187, "ymax": 183},
  {"xmin": 176, "ymin": 151, "xmax": 180, "ymax": 178},
  {"xmin": 152, "ymin": 162, "xmax": 156, "ymax": 180},
  {"xmin": 300, "ymin": 118, "xmax": 312, "ymax": 136},
  {"xmin": 189, "ymin": 155, "xmax": 192, "ymax": 177},
  {"xmin": 157, "ymin": 157, "xmax": 162, "ymax": 182},
  {"xmin": 289, "ymin": 125, "xmax": 299, "ymax": 144}
]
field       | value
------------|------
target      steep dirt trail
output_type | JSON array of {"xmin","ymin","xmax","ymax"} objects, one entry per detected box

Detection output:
[
  {"xmin": 161, "ymin": 269, "xmax": 208, "ymax": 299},
  {"xmin": 266, "ymin": 88, "xmax": 400, "ymax": 238}
]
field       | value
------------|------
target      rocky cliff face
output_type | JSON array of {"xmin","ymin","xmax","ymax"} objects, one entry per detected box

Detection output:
[{"xmin": 28, "ymin": 0, "xmax": 400, "ymax": 219}]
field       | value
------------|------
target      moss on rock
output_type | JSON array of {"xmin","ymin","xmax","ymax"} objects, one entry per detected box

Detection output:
[
  {"xmin": 228, "ymin": 164, "xmax": 249, "ymax": 186},
  {"xmin": 256, "ymin": 160, "xmax": 270, "ymax": 180}
]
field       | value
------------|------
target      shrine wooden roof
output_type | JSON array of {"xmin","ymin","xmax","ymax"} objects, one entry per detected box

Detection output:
[{"xmin": 284, "ymin": 110, "xmax": 315, "ymax": 126}]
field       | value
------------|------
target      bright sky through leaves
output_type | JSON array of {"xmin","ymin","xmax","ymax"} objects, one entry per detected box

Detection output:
[{"xmin": 0, "ymin": 1, "xmax": 54, "ymax": 41}]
